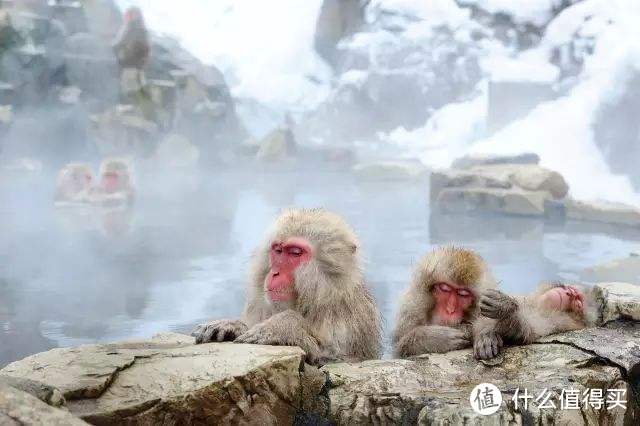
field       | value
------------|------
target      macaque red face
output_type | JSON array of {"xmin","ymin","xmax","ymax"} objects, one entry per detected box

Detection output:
[
  {"xmin": 124, "ymin": 7, "xmax": 143, "ymax": 24},
  {"xmin": 266, "ymin": 237, "xmax": 313, "ymax": 302},
  {"xmin": 540, "ymin": 286, "xmax": 584, "ymax": 314},
  {"xmin": 432, "ymin": 282, "xmax": 476, "ymax": 325},
  {"xmin": 102, "ymin": 172, "xmax": 120, "ymax": 193}
]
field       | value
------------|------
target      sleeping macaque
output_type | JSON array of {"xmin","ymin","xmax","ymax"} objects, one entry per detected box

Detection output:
[
  {"xmin": 393, "ymin": 247, "xmax": 502, "ymax": 360},
  {"xmin": 89, "ymin": 158, "xmax": 135, "ymax": 206},
  {"xmin": 54, "ymin": 163, "xmax": 94, "ymax": 204},
  {"xmin": 192, "ymin": 208, "xmax": 382, "ymax": 365},
  {"xmin": 478, "ymin": 283, "xmax": 598, "ymax": 358}
]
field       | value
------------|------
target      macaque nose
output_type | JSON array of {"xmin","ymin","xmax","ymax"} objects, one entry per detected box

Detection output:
[
  {"xmin": 272, "ymin": 271, "xmax": 280, "ymax": 277},
  {"xmin": 446, "ymin": 295, "xmax": 458, "ymax": 314}
]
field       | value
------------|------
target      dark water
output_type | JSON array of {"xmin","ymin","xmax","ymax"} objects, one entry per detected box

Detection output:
[{"xmin": 1, "ymin": 168, "xmax": 639, "ymax": 367}]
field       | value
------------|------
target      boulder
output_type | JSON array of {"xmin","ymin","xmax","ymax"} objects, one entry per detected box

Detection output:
[
  {"xmin": 352, "ymin": 161, "xmax": 428, "ymax": 181},
  {"xmin": 0, "ymin": 384, "xmax": 88, "ymax": 425},
  {"xmin": 0, "ymin": 375, "xmax": 65, "ymax": 407},
  {"xmin": 582, "ymin": 254, "xmax": 640, "ymax": 284},
  {"xmin": 431, "ymin": 164, "xmax": 569, "ymax": 203},
  {"xmin": 592, "ymin": 282, "xmax": 640, "ymax": 323},
  {"xmin": 0, "ymin": 333, "xmax": 311, "ymax": 425},
  {"xmin": 430, "ymin": 169, "xmax": 512, "ymax": 202},
  {"xmin": 452, "ymin": 152, "xmax": 541, "ymax": 169},
  {"xmin": 564, "ymin": 199, "xmax": 640, "ymax": 227},
  {"xmin": 322, "ymin": 333, "xmax": 629, "ymax": 424},
  {"xmin": 436, "ymin": 187, "xmax": 549, "ymax": 216}
]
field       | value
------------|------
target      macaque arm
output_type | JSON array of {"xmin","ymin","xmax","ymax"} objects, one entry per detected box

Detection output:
[
  {"xmin": 472, "ymin": 316, "xmax": 503, "ymax": 360},
  {"xmin": 395, "ymin": 325, "xmax": 470, "ymax": 357},
  {"xmin": 235, "ymin": 310, "xmax": 323, "ymax": 364},
  {"xmin": 480, "ymin": 289, "xmax": 539, "ymax": 344}
]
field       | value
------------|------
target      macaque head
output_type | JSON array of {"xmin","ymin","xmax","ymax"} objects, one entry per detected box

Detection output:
[
  {"xmin": 539, "ymin": 285, "xmax": 585, "ymax": 314},
  {"xmin": 417, "ymin": 247, "xmax": 494, "ymax": 326},
  {"xmin": 99, "ymin": 158, "xmax": 132, "ymax": 193},
  {"xmin": 432, "ymin": 281, "xmax": 475, "ymax": 325},
  {"xmin": 57, "ymin": 163, "xmax": 93, "ymax": 194},
  {"xmin": 124, "ymin": 6, "xmax": 144, "ymax": 25},
  {"xmin": 258, "ymin": 208, "xmax": 360, "ymax": 306},
  {"xmin": 535, "ymin": 282, "xmax": 599, "ymax": 326}
]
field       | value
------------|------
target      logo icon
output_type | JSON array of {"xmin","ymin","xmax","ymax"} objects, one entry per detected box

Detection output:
[{"xmin": 470, "ymin": 383, "xmax": 502, "ymax": 415}]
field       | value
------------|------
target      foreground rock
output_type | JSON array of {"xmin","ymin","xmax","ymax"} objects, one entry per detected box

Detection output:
[
  {"xmin": 323, "ymin": 340, "xmax": 628, "ymax": 424},
  {"xmin": 0, "ymin": 384, "xmax": 87, "ymax": 425},
  {"xmin": 1, "ymin": 333, "xmax": 311, "ymax": 425}
]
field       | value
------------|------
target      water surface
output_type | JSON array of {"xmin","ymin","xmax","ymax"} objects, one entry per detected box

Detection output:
[{"xmin": 1, "ymin": 168, "xmax": 638, "ymax": 366}]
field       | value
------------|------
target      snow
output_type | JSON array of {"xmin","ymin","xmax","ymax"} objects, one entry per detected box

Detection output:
[
  {"xmin": 458, "ymin": 0, "xmax": 559, "ymax": 26},
  {"xmin": 115, "ymin": 0, "xmax": 640, "ymax": 205},
  {"xmin": 384, "ymin": 94, "xmax": 487, "ymax": 168},
  {"xmin": 116, "ymin": 0, "xmax": 331, "ymax": 116},
  {"xmin": 470, "ymin": 0, "xmax": 640, "ymax": 205}
]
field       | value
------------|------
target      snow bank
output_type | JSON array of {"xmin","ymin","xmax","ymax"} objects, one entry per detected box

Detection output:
[
  {"xmin": 116, "ymin": 0, "xmax": 331, "ymax": 115},
  {"xmin": 471, "ymin": 0, "xmax": 640, "ymax": 205}
]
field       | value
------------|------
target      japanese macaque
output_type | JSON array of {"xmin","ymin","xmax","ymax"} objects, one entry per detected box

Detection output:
[
  {"xmin": 112, "ymin": 6, "xmax": 150, "ymax": 70},
  {"xmin": 90, "ymin": 158, "xmax": 135, "ymax": 206},
  {"xmin": 478, "ymin": 283, "xmax": 598, "ymax": 358},
  {"xmin": 192, "ymin": 208, "xmax": 382, "ymax": 365},
  {"xmin": 393, "ymin": 247, "xmax": 501, "ymax": 360},
  {"xmin": 54, "ymin": 163, "xmax": 94, "ymax": 204}
]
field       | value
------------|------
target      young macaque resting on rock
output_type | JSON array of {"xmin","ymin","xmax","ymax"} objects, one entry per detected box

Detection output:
[
  {"xmin": 89, "ymin": 158, "xmax": 135, "ymax": 207},
  {"xmin": 192, "ymin": 208, "xmax": 382, "ymax": 365},
  {"xmin": 54, "ymin": 163, "xmax": 94, "ymax": 204},
  {"xmin": 393, "ymin": 247, "xmax": 502, "ymax": 360},
  {"xmin": 478, "ymin": 283, "xmax": 598, "ymax": 359}
]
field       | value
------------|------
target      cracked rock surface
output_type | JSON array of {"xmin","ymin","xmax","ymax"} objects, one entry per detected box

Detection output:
[
  {"xmin": 1, "ymin": 333, "xmax": 307, "ymax": 425},
  {"xmin": 0, "ymin": 384, "xmax": 88, "ymax": 425}
]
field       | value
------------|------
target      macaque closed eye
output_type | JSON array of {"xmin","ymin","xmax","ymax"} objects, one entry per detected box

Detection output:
[
  {"xmin": 436, "ymin": 282, "xmax": 452, "ymax": 293},
  {"xmin": 287, "ymin": 246, "xmax": 305, "ymax": 256}
]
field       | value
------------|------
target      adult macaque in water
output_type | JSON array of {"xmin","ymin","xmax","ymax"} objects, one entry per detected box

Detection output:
[
  {"xmin": 393, "ymin": 247, "xmax": 501, "ymax": 359},
  {"xmin": 90, "ymin": 158, "xmax": 135, "ymax": 206},
  {"xmin": 478, "ymin": 283, "xmax": 597, "ymax": 359},
  {"xmin": 192, "ymin": 208, "xmax": 381, "ymax": 365},
  {"xmin": 54, "ymin": 163, "xmax": 93, "ymax": 203}
]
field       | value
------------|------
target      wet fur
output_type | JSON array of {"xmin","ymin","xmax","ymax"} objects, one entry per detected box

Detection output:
[
  {"xmin": 194, "ymin": 208, "xmax": 382, "ymax": 364},
  {"xmin": 482, "ymin": 282, "xmax": 599, "ymax": 346},
  {"xmin": 393, "ymin": 246, "xmax": 499, "ymax": 358}
]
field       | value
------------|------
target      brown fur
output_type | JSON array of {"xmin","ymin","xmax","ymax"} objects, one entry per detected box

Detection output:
[
  {"xmin": 481, "ymin": 283, "xmax": 598, "ymax": 350},
  {"xmin": 113, "ymin": 7, "xmax": 149, "ymax": 70},
  {"xmin": 192, "ymin": 208, "xmax": 382, "ymax": 364},
  {"xmin": 393, "ymin": 246, "xmax": 500, "ymax": 359}
]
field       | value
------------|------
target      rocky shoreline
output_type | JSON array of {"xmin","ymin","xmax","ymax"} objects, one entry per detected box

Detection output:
[{"xmin": 1, "ymin": 281, "xmax": 638, "ymax": 425}]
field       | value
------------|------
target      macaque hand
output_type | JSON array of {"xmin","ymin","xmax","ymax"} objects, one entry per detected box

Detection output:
[
  {"xmin": 474, "ymin": 331, "xmax": 503, "ymax": 360},
  {"xmin": 234, "ymin": 311, "xmax": 322, "ymax": 364},
  {"xmin": 191, "ymin": 319, "xmax": 248, "ymax": 344},
  {"xmin": 480, "ymin": 289, "xmax": 518, "ymax": 320}
]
